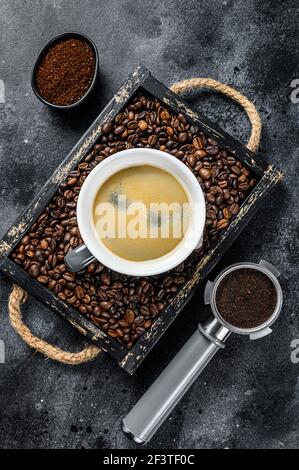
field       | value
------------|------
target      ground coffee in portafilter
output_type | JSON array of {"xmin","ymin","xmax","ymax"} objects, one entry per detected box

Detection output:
[{"xmin": 215, "ymin": 268, "xmax": 277, "ymax": 329}]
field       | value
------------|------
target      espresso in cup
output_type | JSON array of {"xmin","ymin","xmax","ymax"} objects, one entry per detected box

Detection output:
[
  {"xmin": 93, "ymin": 165, "xmax": 191, "ymax": 262},
  {"xmin": 65, "ymin": 149, "xmax": 205, "ymax": 277}
]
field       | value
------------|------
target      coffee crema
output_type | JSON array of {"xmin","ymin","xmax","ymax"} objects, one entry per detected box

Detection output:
[{"xmin": 93, "ymin": 165, "xmax": 190, "ymax": 261}]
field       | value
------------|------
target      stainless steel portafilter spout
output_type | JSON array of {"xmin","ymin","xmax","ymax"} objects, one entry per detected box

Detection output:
[{"xmin": 122, "ymin": 316, "xmax": 231, "ymax": 444}]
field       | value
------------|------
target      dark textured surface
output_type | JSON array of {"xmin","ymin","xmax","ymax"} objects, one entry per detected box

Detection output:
[{"xmin": 0, "ymin": 0, "xmax": 298, "ymax": 450}]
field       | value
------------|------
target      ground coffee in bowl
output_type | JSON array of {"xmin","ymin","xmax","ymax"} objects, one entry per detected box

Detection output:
[{"xmin": 33, "ymin": 33, "xmax": 97, "ymax": 107}]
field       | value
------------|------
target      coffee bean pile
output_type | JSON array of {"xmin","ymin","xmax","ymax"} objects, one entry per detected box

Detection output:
[{"xmin": 12, "ymin": 93, "xmax": 256, "ymax": 349}]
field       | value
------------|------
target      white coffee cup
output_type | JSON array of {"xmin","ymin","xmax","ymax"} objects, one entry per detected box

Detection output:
[{"xmin": 65, "ymin": 148, "xmax": 206, "ymax": 276}]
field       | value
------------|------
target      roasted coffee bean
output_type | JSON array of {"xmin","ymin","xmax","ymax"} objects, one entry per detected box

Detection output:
[
  {"xmin": 21, "ymin": 235, "xmax": 30, "ymax": 245},
  {"xmin": 238, "ymin": 182, "xmax": 250, "ymax": 191},
  {"xmin": 82, "ymin": 294, "xmax": 91, "ymax": 304},
  {"xmin": 231, "ymin": 165, "xmax": 242, "ymax": 175},
  {"xmin": 178, "ymin": 132, "xmax": 188, "ymax": 143},
  {"xmin": 101, "ymin": 312, "xmax": 110, "ymax": 320},
  {"xmin": 206, "ymin": 193, "xmax": 216, "ymax": 203},
  {"xmin": 136, "ymin": 327, "xmax": 145, "ymax": 335},
  {"xmin": 223, "ymin": 207, "xmax": 232, "ymax": 220},
  {"xmin": 206, "ymin": 145, "xmax": 219, "ymax": 155},
  {"xmin": 150, "ymin": 303, "xmax": 159, "ymax": 317},
  {"xmin": 238, "ymin": 174, "xmax": 247, "ymax": 183},
  {"xmin": 79, "ymin": 305, "xmax": 87, "ymax": 314},
  {"xmin": 129, "ymin": 294, "xmax": 140, "ymax": 304},
  {"xmin": 140, "ymin": 306, "xmax": 150, "ymax": 316},
  {"xmin": 35, "ymin": 249, "xmax": 44, "ymax": 263},
  {"xmin": 58, "ymin": 292, "xmax": 67, "ymax": 301},
  {"xmin": 229, "ymin": 203, "xmax": 240, "ymax": 216},
  {"xmin": 63, "ymin": 272, "xmax": 76, "ymax": 282},
  {"xmin": 134, "ymin": 316, "xmax": 144, "ymax": 325},
  {"xmin": 107, "ymin": 329, "xmax": 117, "ymax": 338},
  {"xmin": 101, "ymin": 272, "xmax": 110, "ymax": 286},
  {"xmin": 93, "ymin": 306, "xmax": 101, "ymax": 316},
  {"xmin": 115, "ymin": 113, "xmax": 126, "ymax": 125},
  {"xmin": 67, "ymin": 177, "xmax": 77, "ymax": 186},
  {"xmin": 67, "ymin": 295, "xmax": 77, "ymax": 305},
  {"xmin": 199, "ymin": 168, "xmax": 211, "ymax": 180},
  {"xmin": 217, "ymin": 219, "xmax": 229, "ymax": 230},
  {"xmin": 100, "ymin": 301, "xmax": 112, "ymax": 311},
  {"xmin": 193, "ymin": 136, "xmax": 203, "ymax": 149},
  {"xmin": 138, "ymin": 120, "xmax": 148, "ymax": 131},
  {"xmin": 37, "ymin": 275, "xmax": 48, "ymax": 284},
  {"xmin": 163, "ymin": 276, "xmax": 173, "ymax": 287},
  {"xmin": 40, "ymin": 239, "xmax": 49, "ymax": 250},
  {"xmin": 115, "ymin": 291, "xmax": 123, "ymax": 301},
  {"xmin": 160, "ymin": 109, "xmax": 170, "ymax": 120},
  {"xmin": 75, "ymin": 285, "xmax": 84, "ymax": 299},
  {"xmin": 114, "ymin": 125, "xmax": 125, "ymax": 135},
  {"xmin": 223, "ymin": 189, "xmax": 230, "ymax": 200},
  {"xmin": 48, "ymin": 279, "xmax": 56, "ymax": 290},
  {"xmin": 28, "ymin": 264, "xmax": 40, "ymax": 278},
  {"xmin": 125, "ymin": 309, "xmax": 135, "ymax": 324},
  {"xmin": 148, "ymin": 134, "xmax": 158, "ymax": 146},
  {"xmin": 195, "ymin": 149, "xmax": 207, "ymax": 159},
  {"xmin": 102, "ymin": 122, "xmax": 113, "ymax": 134},
  {"xmin": 144, "ymin": 319, "xmax": 152, "ymax": 329}
]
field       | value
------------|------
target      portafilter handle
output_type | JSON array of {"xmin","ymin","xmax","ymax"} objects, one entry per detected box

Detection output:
[{"xmin": 122, "ymin": 317, "xmax": 231, "ymax": 444}]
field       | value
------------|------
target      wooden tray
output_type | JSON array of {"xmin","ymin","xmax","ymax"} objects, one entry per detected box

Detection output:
[{"xmin": 0, "ymin": 66, "xmax": 283, "ymax": 374}]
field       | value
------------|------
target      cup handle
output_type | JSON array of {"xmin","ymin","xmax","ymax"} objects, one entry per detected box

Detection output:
[{"xmin": 64, "ymin": 244, "xmax": 96, "ymax": 272}]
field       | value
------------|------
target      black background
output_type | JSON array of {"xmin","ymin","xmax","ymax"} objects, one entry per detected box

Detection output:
[{"xmin": 0, "ymin": 0, "xmax": 298, "ymax": 449}]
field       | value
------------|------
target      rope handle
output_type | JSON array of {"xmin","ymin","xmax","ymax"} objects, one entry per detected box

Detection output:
[
  {"xmin": 8, "ymin": 78, "xmax": 261, "ymax": 364},
  {"xmin": 170, "ymin": 77, "xmax": 261, "ymax": 153},
  {"xmin": 9, "ymin": 285, "xmax": 101, "ymax": 364}
]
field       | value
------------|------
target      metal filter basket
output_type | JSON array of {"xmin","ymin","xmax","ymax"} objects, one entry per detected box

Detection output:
[{"xmin": 122, "ymin": 259, "xmax": 283, "ymax": 444}]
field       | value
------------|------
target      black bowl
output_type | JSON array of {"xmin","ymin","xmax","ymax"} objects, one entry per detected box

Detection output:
[{"xmin": 31, "ymin": 32, "xmax": 99, "ymax": 110}]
